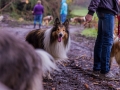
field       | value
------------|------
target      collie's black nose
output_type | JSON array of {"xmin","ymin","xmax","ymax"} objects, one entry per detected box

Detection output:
[{"xmin": 59, "ymin": 33, "xmax": 63, "ymax": 37}]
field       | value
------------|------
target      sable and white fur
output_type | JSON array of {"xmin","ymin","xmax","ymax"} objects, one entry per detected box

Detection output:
[
  {"xmin": 0, "ymin": 30, "xmax": 57, "ymax": 90},
  {"xmin": 26, "ymin": 18, "xmax": 70, "ymax": 60},
  {"xmin": 44, "ymin": 27, "xmax": 70, "ymax": 60}
]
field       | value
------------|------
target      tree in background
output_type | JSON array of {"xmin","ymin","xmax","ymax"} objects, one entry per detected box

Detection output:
[
  {"xmin": 0, "ymin": 0, "xmax": 73, "ymax": 20},
  {"xmin": 41, "ymin": 0, "xmax": 61, "ymax": 19}
]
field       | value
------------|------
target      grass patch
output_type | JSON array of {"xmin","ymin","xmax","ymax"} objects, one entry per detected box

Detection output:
[
  {"xmin": 70, "ymin": 8, "xmax": 88, "ymax": 16},
  {"xmin": 81, "ymin": 28, "xmax": 97, "ymax": 38}
]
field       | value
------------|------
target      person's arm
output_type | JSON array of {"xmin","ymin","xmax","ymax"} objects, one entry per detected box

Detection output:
[
  {"xmin": 118, "ymin": 0, "xmax": 120, "ymax": 5},
  {"xmin": 84, "ymin": 0, "xmax": 100, "ymax": 25},
  {"xmin": 33, "ymin": 6, "xmax": 36, "ymax": 14},
  {"xmin": 88, "ymin": 0, "xmax": 100, "ymax": 16}
]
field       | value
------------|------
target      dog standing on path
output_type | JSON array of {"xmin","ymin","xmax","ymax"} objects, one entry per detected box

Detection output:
[
  {"xmin": 42, "ymin": 15, "xmax": 53, "ymax": 27},
  {"xmin": 70, "ymin": 16, "xmax": 85, "ymax": 25},
  {"xmin": 26, "ymin": 18, "xmax": 71, "ymax": 61}
]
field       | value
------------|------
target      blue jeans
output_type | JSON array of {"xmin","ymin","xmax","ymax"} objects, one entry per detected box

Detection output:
[
  {"xmin": 34, "ymin": 14, "xmax": 43, "ymax": 25},
  {"xmin": 93, "ymin": 13, "xmax": 114, "ymax": 74},
  {"xmin": 60, "ymin": 14, "xmax": 67, "ymax": 23}
]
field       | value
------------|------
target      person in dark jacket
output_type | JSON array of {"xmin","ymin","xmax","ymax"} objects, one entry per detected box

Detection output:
[
  {"xmin": 85, "ymin": 0, "xmax": 119, "ymax": 79},
  {"xmin": 33, "ymin": 0, "xmax": 44, "ymax": 29}
]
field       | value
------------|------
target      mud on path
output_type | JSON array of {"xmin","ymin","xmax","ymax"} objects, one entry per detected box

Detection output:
[{"xmin": 0, "ymin": 23, "xmax": 120, "ymax": 90}]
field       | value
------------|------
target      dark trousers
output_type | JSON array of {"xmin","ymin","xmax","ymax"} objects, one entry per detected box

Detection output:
[{"xmin": 93, "ymin": 12, "xmax": 114, "ymax": 74}]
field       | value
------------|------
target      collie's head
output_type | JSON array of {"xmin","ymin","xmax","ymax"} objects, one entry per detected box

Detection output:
[{"xmin": 50, "ymin": 18, "xmax": 69, "ymax": 44}]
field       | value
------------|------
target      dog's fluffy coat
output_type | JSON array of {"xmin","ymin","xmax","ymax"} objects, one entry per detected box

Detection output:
[
  {"xmin": 110, "ymin": 31, "xmax": 120, "ymax": 78},
  {"xmin": 110, "ymin": 34, "xmax": 120, "ymax": 76},
  {"xmin": 26, "ymin": 18, "xmax": 70, "ymax": 60},
  {"xmin": 0, "ymin": 30, "xmax": 57, "ymax": 90}
]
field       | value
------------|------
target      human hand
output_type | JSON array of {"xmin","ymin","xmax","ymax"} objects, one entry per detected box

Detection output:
[
  {"xmin": 84, "ymin": 14, "xmax": 93, "ymax": 26},
  {"xmin": 32, "ymin": 11, "xmax": 34, "ymax": 14},
  {"xmin": 118, "ymin": 0, "xmax": 120, "ymax": 5}
]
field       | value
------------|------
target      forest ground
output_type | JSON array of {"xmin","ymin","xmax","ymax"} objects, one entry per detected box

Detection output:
[{"xmin": 0, "ymin": 22, "xmax": 120, "ymax": 90}]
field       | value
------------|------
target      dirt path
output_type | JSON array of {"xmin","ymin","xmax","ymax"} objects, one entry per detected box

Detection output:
[{"xmin": 0, "ymin": 23, "xmax": 120, "ymax": 90}]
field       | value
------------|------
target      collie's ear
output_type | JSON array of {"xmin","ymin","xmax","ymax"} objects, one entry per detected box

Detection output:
[
  {"xmin": 54, "ymin": 18, "xmax": 60, "ymax": 26},
  {"xmin": 63, "ymin": 19, "xmax": 69, "ymax": 27}
]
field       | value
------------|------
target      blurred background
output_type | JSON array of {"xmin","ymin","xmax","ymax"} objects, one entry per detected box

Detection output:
[
  {"xmin": 0, "ymin": 0, "xmax": 91, "ymax": 20},
  {"xmin": 0, "ymin": 0, "xmax": 101, "ymax": 37}
]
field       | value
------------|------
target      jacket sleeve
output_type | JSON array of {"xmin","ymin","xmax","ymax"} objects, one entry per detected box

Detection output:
[{"xmin": 88, "ymin": 0, "xmax": 101, "ymax": 16}]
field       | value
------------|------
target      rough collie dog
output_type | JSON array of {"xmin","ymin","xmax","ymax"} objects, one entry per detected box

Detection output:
[
  {"xmin": 110, "ymin": 34, "xmax": 120, "ymax": 78},
  {"xmin": 70, "ymin": 16, "xmax": 85, "ymax": 25},
  {"xmin": 42, "ymin": 15, "xmax": 53, "ymax": 27},
  {"xmin": 0, "ymin": 30, "xmax": 57, "ymax": 90},
  {"xmin": 26, "ymin": 18, "xmax": 70, "ymax": 60}
]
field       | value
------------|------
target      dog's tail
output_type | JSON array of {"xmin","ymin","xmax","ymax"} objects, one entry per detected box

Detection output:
[{"xmin": 35, "ymin": 49, "xmax": 58, "ymax": 76}]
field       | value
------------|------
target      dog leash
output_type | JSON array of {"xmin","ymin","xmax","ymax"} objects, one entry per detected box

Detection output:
[{"xmin": 117, "ymin": 15, "xmax": 120, "ymax": 38}]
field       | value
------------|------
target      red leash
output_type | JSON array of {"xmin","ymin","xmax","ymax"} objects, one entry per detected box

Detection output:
[{"xmin": 117, "ymin": 15, "xmax": 120, "ymax": 38}]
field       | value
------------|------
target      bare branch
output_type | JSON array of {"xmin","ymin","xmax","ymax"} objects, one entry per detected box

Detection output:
[{"xmin": 0, "ymin": 0, "xmax": 15, "ymax": 12}]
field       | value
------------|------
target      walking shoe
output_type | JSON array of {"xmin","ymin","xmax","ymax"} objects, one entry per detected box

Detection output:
[
  {"xmin": 99, "ymin": 72, "xmax": 115, "ymax": 80},
  {"xmin": 92, "ymin": 71, "xmax": 100, "ymax": 77}
]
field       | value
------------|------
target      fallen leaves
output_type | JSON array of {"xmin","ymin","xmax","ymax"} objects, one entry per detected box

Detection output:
[{"xmin": 84, "ymin": 83, "xmax": 90, "ymax": 90}]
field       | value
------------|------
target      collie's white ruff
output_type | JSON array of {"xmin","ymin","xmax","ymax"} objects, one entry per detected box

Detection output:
[
  {"xmin": 35, "ymin": 49, "xmax": 58, "ymax": 77},
  {"xmin": 44, "ymin": 28, "xmax": 71, "ymax": 60}
]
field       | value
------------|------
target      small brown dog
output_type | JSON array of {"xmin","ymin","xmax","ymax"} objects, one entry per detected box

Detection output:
[
  {"xmin": 42, "ymin": 15, "xmax": 53, "ymax": 27},
  {"xmin": 110, "ymin": 34, "xmax": 120, "ymax": 77},
  {"xmin": 70, "ymin": 16, "xmax": 85, "ymax": 25}
]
